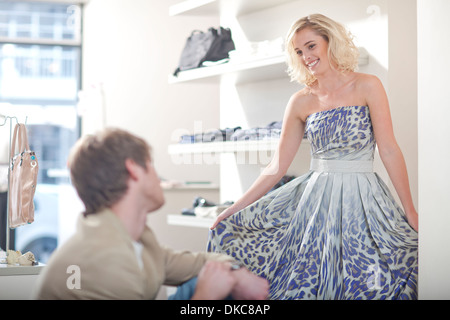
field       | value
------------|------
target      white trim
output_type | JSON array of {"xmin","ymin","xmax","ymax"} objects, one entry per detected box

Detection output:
[
  {"xmin": 0, "ymin": 36, "xmax": 81, "ymax": 46},
  {"xmin": 169, "ymin": 0, "xmax": 216, "ymax": 16},
  {"xmin": 169, "ymin": 51, "xmax": 368, "ymax": 84},
  {"xmin": 168, "ymin": 139, "xmax": 280, "ymax": 155},
  {"xmin": 167, "ymin": 215, "xmax": 214, "ymax": 229},
  {"xmin": 22, "ymin": 0, "xmax": 89, "ymax": 4},
  {"xmin": 169, "ymin": 0, "xmax": 296, "ymax": 17}
]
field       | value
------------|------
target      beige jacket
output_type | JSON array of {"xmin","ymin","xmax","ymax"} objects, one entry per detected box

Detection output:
[{"xmin": 34, "ymin": 209, "xmax": 230, "ymax": 299}]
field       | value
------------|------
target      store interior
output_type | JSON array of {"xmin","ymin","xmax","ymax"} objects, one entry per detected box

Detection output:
[{"xmin": 0, "ymin": 0, "xmax": 449, "ymax": 300}]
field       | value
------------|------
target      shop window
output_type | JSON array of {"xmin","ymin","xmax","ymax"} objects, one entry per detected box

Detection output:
[{"xmin": 0, "ymin": 1, "xmax": 82, "ymax": 263}]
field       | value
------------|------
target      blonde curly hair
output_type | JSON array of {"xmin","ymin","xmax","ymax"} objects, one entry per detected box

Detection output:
[{"xmin": 285, "ymin": 14, "xmax": 359, "ymax": 86}]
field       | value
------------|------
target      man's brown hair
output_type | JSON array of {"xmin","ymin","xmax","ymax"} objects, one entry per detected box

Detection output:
[{"xmin": 68, "ymin": 128, "xmax": 151, "ymax": 215}]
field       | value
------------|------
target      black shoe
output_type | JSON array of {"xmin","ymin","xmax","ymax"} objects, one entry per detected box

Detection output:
[{"xmin": 192, "ymin": 196, "xmax": 217, "ymax": 208}]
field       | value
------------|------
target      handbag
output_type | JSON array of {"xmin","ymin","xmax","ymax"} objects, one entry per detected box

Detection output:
[
  {"xmin": 8, "ymin": 123, "xmax": 38, "ymax": 228},
  {"xmin": 173, "ymin": 26, "xmax": 235, "ymax": 76}
]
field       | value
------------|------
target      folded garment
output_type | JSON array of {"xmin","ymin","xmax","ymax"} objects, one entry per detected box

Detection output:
[
  {"xmin": 230, "ymin": 121, "xmax": 282, "ymax": 141},
  {"xmin": 178, "ymin": 122, "xmax": 284, "ymax": 144},
  {"xmin": 179, "ymin": 135, "xmax": 195, "ymax": 144},
  {"xmin": 181, "ymin": 208, "xmax": 196, "ymax": 216},
  {"xmin": 179, "ymin": 127, "xmax": 241, "ymax": 144}
]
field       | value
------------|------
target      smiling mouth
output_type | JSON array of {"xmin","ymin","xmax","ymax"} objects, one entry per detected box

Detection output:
[{"xmin": 307, "ymin": 59, "xmax": 319, "ymax": 68}]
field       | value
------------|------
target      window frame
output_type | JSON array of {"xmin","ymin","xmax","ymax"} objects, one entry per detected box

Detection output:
[{"xmin": 0, "ymin": 0, "xmax": 84, "ymax": 105}]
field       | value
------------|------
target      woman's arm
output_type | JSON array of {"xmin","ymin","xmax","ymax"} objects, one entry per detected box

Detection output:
[
  {"xmin": 210, "ymin": 92, "xmax": 306, "ymax": 229},
  {"xmin": 364, "ymin": 75, "xmax": 418, "ymax": 231}
]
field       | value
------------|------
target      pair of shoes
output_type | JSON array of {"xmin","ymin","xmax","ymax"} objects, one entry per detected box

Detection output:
[
  {"xmin": 181, "ymin": 197, "xmax": 234, "ymax": 218},
  {"xmin": 182, "ymin": 196, "xmax": 217, "ymax": 216},
  {"xmin": 192, "ymin": 196, "xmax": 216, "ymax": 208}
]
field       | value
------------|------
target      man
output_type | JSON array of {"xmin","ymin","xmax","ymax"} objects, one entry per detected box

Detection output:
[{"xmin": 34, "ymin": 128, "xmax": 268, "ymax": 300}]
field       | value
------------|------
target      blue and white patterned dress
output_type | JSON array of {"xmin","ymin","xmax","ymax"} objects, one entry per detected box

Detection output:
[{"xmin": 207, "ymin": 105, "xmax": 418, "ymax": 300}]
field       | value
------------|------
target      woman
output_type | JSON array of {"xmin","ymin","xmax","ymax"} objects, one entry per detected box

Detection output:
[{"xmin": 208, "ymin": 14, "xmax": 418, "ymax": 300}]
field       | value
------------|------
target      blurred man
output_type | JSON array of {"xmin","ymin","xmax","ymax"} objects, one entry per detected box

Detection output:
[{"xmin": 34, "ymin": 128, "xmax": 268, "ymax": 300}]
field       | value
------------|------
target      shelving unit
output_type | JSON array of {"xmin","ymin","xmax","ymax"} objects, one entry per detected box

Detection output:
[
  {"xmin": 0, "ymin": 263, "xmax": 45, "ymax": 276},
  {"xmin": 162, "ymin": 184, "xmax": 219, "ymax": 190},
  {"xmin": 168, "ymin": 1, "xmax": 294, "ymax": 229},
  {"xmin": 169, "ymin": 54, "xmax": 287, "ymax": 84},
  {"xmin": 167, "ymin": 214, "xmax": 214, "ymax": 228},
  {"xmin": 168, "ymin": 139, "xmax": 280, "ymax": 155},
  {"xmin": 167, "ymin": 0, "xmax": 370, "ymax": 229},
  {"xmin": 169, "ymin": 52, "xmax": 368, "ymax": 85}
]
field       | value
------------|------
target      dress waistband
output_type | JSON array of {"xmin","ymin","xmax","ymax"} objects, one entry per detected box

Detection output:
[{"xmin": 310, "ymin": 159, "xmax": 373, "ymax": 173}]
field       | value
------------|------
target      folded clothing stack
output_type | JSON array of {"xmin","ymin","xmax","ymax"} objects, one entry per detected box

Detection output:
[
  {"xmin": 178, "ymin": 121, "xmax": 284, "ymax": 144},
  {"xmin": 230, "ymin": 121, "xmax": 282, "ymax": 141},
  {"xmin": 179, "ymin": 127, "xmax": 241, "ymax": 144}
]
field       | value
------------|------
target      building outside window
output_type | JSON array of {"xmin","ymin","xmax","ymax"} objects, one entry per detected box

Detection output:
[{"xmin": 0, "ymin": 1, "xmax": 83, "ymax": 263}]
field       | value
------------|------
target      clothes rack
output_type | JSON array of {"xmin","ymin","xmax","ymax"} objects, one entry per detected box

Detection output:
[{"xmin": 0, "ymin": 114, "xmax": 28, "ymax": 254}]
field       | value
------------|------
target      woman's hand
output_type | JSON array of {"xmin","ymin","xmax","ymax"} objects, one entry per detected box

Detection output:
[
  {"xmin": 210, "ymin": 207, "xmax": 235, "ymax": 230},
  {"xmin": 406, "ymin": 209, "xmax": 418, "ymax": 232}
]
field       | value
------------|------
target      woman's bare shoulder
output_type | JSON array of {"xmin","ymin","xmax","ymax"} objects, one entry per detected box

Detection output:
[
  {"xmin": 288, "ymin": 87, "xmax": 316, "ymax": 121},
  {"xmin": 353, "ymin": 72, "xmax": 386, "ymax": 104},
  {"xmin": 354, "ymin": 72, "xmax": 383, "ymax": 89}
]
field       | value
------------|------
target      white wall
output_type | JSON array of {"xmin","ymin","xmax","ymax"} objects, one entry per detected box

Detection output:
[
  {"xmin": 82, "ymin": 0, "xmax": 220, "ymax": 185},
  {"xmin": 81, "ymin": 0, "xmax": 220, "ymax": 253},
  {"xmin": 387, "ymin": 0, "xmax": 418, "ymax": 208},
  {"xmin": 417, "ymin": 0, "xmax": 450, "ymax": 300}
]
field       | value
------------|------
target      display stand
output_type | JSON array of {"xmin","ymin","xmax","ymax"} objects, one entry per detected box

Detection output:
[
  {"xmin": 0, "ymin": 115, "xmax": 27, "ymax": 255},
  {"xmin": 0, "ymin": 115, "xmax": 44, "ymax": 300}
]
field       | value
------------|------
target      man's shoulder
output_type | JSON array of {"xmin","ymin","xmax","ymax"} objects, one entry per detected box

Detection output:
[
  {"xmin": 34, "ymin": 214, "xmax": 140, "ymax": 299},
  {"xmin": 35, "ymin": 234, "xmax": 141, "ymax": 299}
]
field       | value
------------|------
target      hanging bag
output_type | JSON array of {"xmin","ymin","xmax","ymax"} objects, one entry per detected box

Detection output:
[
  {"xmin": 8, "ymin": 123, "xmax": 38, "ymax": 228},
  {"xmin": 173, "ymin": 26, "xmax": 235, "ymax": 76}
]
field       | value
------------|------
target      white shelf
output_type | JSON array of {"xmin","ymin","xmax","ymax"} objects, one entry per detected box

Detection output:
[
  {"xmin": 0, "ymin": 263, "xmax": 45, "ymax": 276},
  {"xmin": 169, "ymin": 54, "xmax": 287, "ymax": 84},
  {"xmin": 162, "ymin": 183, "xmax": 219, "ymax": 190},
  {"xmin": 169, "ymin": 52, "xmax": 369, "ymax": 85},
  {"xmin": 168, "ymin": 139, "xmax": 280, "ymax": 155},
  {"xmin": 167, "ymin": 214, "xmax": 214, "ymax": 228},
  {"xmin": 169, "ymin": 0, "xmax": 296, "ymax": 17}
]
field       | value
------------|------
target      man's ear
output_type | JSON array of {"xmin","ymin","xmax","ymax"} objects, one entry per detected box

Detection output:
[{"xmin": 124, "ymin": 158, "xmax": 139, "ymax": 181}]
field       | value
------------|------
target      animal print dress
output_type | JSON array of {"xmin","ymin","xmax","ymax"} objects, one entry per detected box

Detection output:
[{"xmin": 207, "ymin": 106, "xmax": 418, "ymax": 300}]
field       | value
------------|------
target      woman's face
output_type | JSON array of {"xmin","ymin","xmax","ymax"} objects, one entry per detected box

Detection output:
[{"xmin": 292, "ymin": 27, "xmax": 330, "ymax": 76}]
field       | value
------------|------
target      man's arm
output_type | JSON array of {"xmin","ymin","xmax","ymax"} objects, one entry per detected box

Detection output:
[{"xmin": 162, "ymin": 245, "xmax": 233, "ymax": 286}]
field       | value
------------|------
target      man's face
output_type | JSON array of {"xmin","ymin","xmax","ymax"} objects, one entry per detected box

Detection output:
[{"xmin": 142, "ymin": 159, "xmax": 165, "ymax": 213}]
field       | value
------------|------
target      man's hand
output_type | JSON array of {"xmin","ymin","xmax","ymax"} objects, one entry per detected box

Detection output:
[
  {"xmin": 191, "ymin": 261, "xmax": 236, "ymax": 300},
  {"xmin": 230, "ymin": 267, "xmax": 269, "ymax": 300}
]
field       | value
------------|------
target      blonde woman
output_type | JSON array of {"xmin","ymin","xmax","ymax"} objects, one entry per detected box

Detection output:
[{"xmin": 209, "ymin": 14, "xmax": 418, "ymax": 300}]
